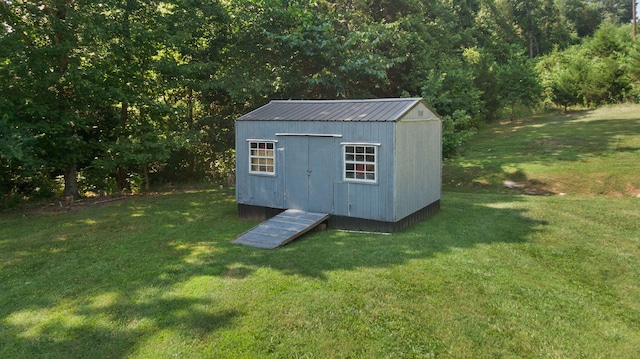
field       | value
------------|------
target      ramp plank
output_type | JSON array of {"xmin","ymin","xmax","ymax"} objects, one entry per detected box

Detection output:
[{"xmin": 233, "ymin": 209, "xmax": 329, "ymax": 249}]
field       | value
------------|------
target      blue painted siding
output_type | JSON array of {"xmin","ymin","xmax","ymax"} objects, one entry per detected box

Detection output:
[
  {"xmin": 331, "ymin": 121, "xmax": 395, "ymax": 222},
  {"xmin": 236, "ymin": 120, "xmax": 398, "ymax": 221}
]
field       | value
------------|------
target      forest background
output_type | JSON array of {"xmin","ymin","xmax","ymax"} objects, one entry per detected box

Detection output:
[{"xmin": 1, "ymin": 0, "xmax": 639, "ymax": 207}]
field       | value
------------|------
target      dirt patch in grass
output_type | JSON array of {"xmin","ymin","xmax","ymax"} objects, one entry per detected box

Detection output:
[
  {"xmin": 521, "ymin": 182, "xmax": 556, "ymax": 196},
  {"xmin": 503, "ymin": 179, "xmax": 556, "ymax": 196},
  {"xmin": 222, "ymin": 265, "xmax": 253, "ymax": 279},
  {"xmin": 530, "ymin": 137, "xmax": 567, "ymax": 147},
  {"xmin": 625, "ymin": 183, "xmax": 640, "ymax": 197}
]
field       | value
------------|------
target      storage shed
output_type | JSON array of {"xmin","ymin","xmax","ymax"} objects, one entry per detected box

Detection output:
[{"xmin": 235, "ymin": 98, "xmax": 441, "ymax": 233}]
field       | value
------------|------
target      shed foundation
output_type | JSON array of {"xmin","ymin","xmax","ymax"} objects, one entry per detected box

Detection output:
[{"xmin": 237, "ymin": 200, "xmax": 440, "ymax": 233}]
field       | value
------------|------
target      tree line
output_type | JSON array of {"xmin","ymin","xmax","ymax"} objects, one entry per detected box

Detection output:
[{"xmin": 1, "ymin": 0, "xmax": 638, "ymax": 207}]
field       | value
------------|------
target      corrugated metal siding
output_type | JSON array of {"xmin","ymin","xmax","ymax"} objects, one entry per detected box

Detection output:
[
  {"xmin": 237, "ymin": 98, "xmax": 422, "ymax": 122},
  {"xmin": 394, "ymin": 112, "xmax": 442, "ymax": 221},
  {"xmin": 236, "ymin": 120, "xmax": 397, "ymax": 222},
  {"xmin": 235, "ymin": 122, "xmax": 282, "ymax": 209},
  {"xmin": 322, "ymin": 121, "xmax": 395, "ymax": 222}
]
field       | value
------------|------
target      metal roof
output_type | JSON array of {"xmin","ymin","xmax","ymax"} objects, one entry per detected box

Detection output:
[{"xmin": 237, "ymin": 98, "xmax": 425, "ymax": 122}]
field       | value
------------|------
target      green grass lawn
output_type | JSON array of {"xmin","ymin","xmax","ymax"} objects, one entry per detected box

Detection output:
[
  {"xmin": 444, "ymin": 104, "xmax": 640, "ymax": 198},
  {"xmin": 2, "ymin": 105, "xmax": 640, "ymax": 358}
]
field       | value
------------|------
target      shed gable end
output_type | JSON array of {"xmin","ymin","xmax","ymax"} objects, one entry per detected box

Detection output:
[{"xmin": 399, "ymin": 102, "xmax": 439, "ymax": 122}]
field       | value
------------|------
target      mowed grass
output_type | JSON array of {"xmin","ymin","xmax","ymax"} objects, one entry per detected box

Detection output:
[
  {"xmin": 444, "ymin": 104, "xmax": 640, "ymax": 197},
  {"xmin": 1, "ymin": 105, "xmax": 640, "ymax": 358}
]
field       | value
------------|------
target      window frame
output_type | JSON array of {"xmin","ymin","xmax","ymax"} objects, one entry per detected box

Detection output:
[
  {"xmin": 342, "ymin": 142, "xmax": 380, "ymax": 184},
  {"xmin": 247, "ymin": 139, "xmax": 277, "ymax": 176}
]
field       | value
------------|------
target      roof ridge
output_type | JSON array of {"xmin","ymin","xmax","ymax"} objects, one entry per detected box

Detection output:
[{"xmin": 270, "ymin": 98, "xmax": 422, "ymax": 104}]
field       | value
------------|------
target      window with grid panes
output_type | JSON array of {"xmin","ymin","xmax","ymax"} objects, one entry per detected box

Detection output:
[
  {"xmin": 249, "ymin": 141, "xmax": 275, "ymax": 175},
  {"xmin": 344, "ymin": 144, "xmax": 376, "ymax": 182}
]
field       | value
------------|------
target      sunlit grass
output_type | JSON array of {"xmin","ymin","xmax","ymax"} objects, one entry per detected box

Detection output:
[{"xmin": 444, "ymin": 104, "xmax": 640, "ymax": 197}]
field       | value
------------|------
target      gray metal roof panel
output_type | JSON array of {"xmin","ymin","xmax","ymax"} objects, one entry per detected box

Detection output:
[{"xmin": 237, "ymin": 98, "xmax": 424, "ymax": 122}]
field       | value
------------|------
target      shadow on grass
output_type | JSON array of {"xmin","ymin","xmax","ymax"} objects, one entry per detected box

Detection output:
[
  {"xmin": 0, "ymin": 189, "xmax": 545, "ymax": 357},
  {"xmin": 222, "ymin": 193, "xmax": 548, "ymax": 279},
  {"xmin": 0, "ymin": 190, "xmax": 243, "ymax": 358},
  {"xmin": 2, "ymin": 298, "xmax": 238, "ymax": 358}
]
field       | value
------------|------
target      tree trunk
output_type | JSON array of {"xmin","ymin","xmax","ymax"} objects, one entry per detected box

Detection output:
[
  {"xmin": 64, "ymin": 164, "xmax": 80, "ymax": 199},
  {"xmin": 115, "ymin": 167, "xmax": 130, "ymax": 193},
  {"xmin": 529, "ymin": 29, "xmax": 533, "ymax": 58},
  {"xmin": 121, "ymin": 101, "xmax": 128, "ymax": 125},
  {"xmin": 633, "ymin": 0, "xmax": 637, "ymax": 40},
  {"xmin": 526, "ymin": 1, "xmax": 534, "ymax": 58},
  {"xmin": 115, "ymin": 100, "xmax": 131, "ymax": 193},
  {"xmin": 55, "ymin": 1, "xmax": 77, "ymax": 201},
  {"xmin": 143, "ymin": 164, "xmax": 150, "ymax": 192}
]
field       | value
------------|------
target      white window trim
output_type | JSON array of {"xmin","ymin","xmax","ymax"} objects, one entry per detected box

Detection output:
[
  {"xmin": 247, "ymin": 140, "xmax": 277, "ymax": 176},
  {"xmin": 276, "ymin": 133, "xmax": 342, "ymax": 137},
  {"xmin": 341, "ymin": 142, "xmax": 382, "ymax": 147},
  {"xmin": 342, "ymin": 143, "xmax": 379, "ymax": 184}
]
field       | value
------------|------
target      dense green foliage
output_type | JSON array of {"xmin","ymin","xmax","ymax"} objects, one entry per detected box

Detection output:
[
  {"xmin": 1, "ymin": 0, "xmax": 638, "ymax": 205},
  {"xmin": 538, "ymin": 23, "xmax": 640, "ymax": 109}
]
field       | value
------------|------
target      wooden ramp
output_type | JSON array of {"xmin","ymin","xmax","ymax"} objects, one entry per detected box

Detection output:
[{"xmin": 233, "ymin": 210, "xmax": 329, "ymax": 249}]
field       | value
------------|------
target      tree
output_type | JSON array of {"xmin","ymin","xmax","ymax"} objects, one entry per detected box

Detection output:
[
  {"xmin": 537, "ymin": 48, "xmax": 583, "ymax": 110},
  {"xmin": 582, "ymin": 23, "xmax": 633, "ymax": 104},
  {"xmin": 597, "ymin": 0, "xmax": 633, "ymax": 23},
  {"xmin": 623, "ymin": 39, "xmax": 640, "ymax": 101},
  {"xmin": 557, "ymin": 0, "xmax": 603, "ymax": 37},
  {"xmin": 503, "ymin": 0, "xmax": 577, "ymax": 57},
  {"xmin": 495, "ymin": 46, "xmax": 543, "ymax": 118},
  {"xmin": 229, "ymin": 0, "xmax": 399, "ymax": 99},
  {"xmin": 1, "ymin": 0, "xmax": 233, "ymax": 196},
  {"xmin": 0, "ymin": 113, "xmax": 38, "ymax": 203},
  {"xmin": 0, "ymin": 0, "xmax": 109, "ymax": 198},
  {"xmin": 537, "ymin": 23, "xmax": 634, "ymax": 109},
  {"xmin": 84, "ymin": 0, "xmax": 189, "ymax": 192}
]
